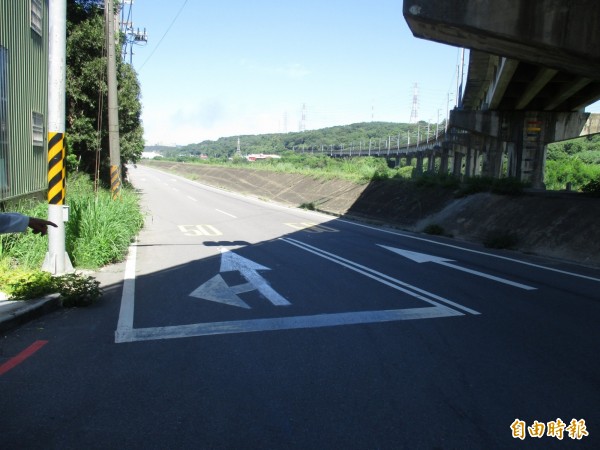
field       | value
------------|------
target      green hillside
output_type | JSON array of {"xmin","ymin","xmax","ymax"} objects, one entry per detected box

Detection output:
[{"xmin": 145, "ymin": 121, "xmax": 443, "ymax": 159}]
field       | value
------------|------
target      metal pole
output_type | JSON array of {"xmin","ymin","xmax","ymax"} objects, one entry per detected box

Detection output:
[
  {"xmin": 106, "ymin": 0, "xmax": 122, "ymax": 199},
  {"xmin": 44, "ymin": 0, "xmax": 73, "ymax": 275}
]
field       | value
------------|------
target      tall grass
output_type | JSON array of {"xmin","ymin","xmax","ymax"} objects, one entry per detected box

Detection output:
[
  {"xmin": 1, "ymin": 173, "xmax": 144, "ymax": 270},
  {"xmin": 163, "ymin": 154, "xmax": 414, "ymax": 183}
]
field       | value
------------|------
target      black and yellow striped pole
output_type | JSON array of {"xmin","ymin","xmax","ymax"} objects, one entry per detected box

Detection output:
[
  {"xmin": 47, "ymin": 131, "xmax": 65, "ymax": 205},
  {"xmin": 110, "ymin": 164, "xmax": 121, "ymax": 200},
  {"xmin": 43, "ymin": 0, "xmax": 72, "ymax": 274}
]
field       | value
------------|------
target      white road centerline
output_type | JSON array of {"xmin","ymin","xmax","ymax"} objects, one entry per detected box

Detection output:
[
  {"xmin": 280, "ymin": 238, "xmax": 480, "ymax": 315},
  {"xmin": 216, "ymin": 209, "xmax": 237, "ymax": 218}
]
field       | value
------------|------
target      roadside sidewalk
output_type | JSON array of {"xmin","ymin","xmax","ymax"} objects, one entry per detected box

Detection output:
[{"xmin": 0, "ymin": 293, "xmax": 62, "ymax": 335}]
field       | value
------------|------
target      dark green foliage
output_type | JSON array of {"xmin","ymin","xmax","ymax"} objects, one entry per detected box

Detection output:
[
  {"xmin": 299, "ymin": 202, "xmax": 316, "ymax": 210},
  {"xmin": 423, "ymin": 224, "xmax": 444, "ymax": 235},
  {"xmin": 66, "ymin": 0, "xmax": 144, "ymax": 182},
  {"xmin": 581, "ymin": 176, "xmax": 600, "ymax": 197},
  {"xmin": 545, "ymin": 158, "xmax": 600, "ymax": 191},
  {"xmin": 490, "ymin": 177, "xmax": 528, "ymax": 195},
  {"xmin": 148, "ymin": 121, "xmax": 443, "ymax": 160},
  {"xmin": 546, "ymin": 135, "xmax": 600, "ymax": 190},
  {"xmin": 483, "ymin": 231, "xmax": 519, "ymax": 249},
  {"xmin": 456, "ymin": 177, "xmax": 527, "ymax": 197},
  {"xmin": 413, "ymin": 173, "xmax": 461, "ymax": 189}
]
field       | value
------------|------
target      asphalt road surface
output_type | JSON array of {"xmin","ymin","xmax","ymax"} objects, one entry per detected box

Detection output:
[{"xmin": 1, "ymin": 164, "xmax": 598, "ymax": 449}]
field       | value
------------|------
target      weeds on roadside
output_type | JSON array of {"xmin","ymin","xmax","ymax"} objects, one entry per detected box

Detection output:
[
  {"xmin": 1, "ymin": 173, "xmax": 143, "ymax": 270},
  {"xmin": 0, "ymin": 266, "xmax": 101, "ymax": 307},
  {"xmin": 1, "ymin": 173, "xmax": 143, "ymax": 303}
]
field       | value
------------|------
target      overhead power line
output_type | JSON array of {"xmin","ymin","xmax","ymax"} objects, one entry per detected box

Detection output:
[{"xmin": 137, "ymin": 0, "xmax": 189, "ymax": 71}]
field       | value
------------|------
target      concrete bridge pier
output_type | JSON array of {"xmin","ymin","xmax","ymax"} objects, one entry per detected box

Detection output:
[
  {"xmin": 519, "ymin": 114, "xmax": 547, "ymax": 189},
  {"xmin": 482, "ymin": 138, "xmax": 504, "ymax": 178},
  {"xmin": 415, "ymin": 152, "xmax": 424, "ymax": 174},
  {"xmin": 440, "ymin": 147, "xmax": 450, "ymax": 175},
  {"xmin": 426, "ymin": 150, "xmax": 436, "ymax": 172},
  {"xmin": 452, "ymin": 151, "xmax": 464, "ymax": 178}
]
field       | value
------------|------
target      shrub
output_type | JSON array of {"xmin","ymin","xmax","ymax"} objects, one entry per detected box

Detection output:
[
  {"xmin": 0, "ymin": 268, "xmax": 101, "ymax": 307},
  {"xmin": 299, "ymin": 202, "xmax": 316, "ymax": 210},
  {"xmin": 581, "ymin": 177, "xmax": 600, "ymax": 197},
  {"xmin": 56, "ymin": 273, "xmax": 101, "ymax": 307},
  {"xmin": 423, "ymin": 224, "xmax": 445, "ymax": 235},
  {"xmin": 2, "ymin": 270, "xmax": 55, "ymax": 300},
  {"xmin": 483, "ymin": 230, "xmax": 519, "ymax": 249},
  {"xmin": 414, "ymin": 173, "xmax": 460, "ymax": 189},
  {"xmin": 456, "ymin": 176, "xmax": 527, "ymax": 197},
  {"xmin": 456, "ymin": 176, "xmax": 495, "ymax": 197},
  {"xmin": 490, "ymin": 177, "xmax": 528, "ymax": 196}
]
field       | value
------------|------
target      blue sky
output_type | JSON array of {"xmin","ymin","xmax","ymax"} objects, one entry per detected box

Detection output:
[
  {"xmin": 127, "ymin": 0, "xmax": 464, "ymax": 146},
  {"xmin": 126, "ymin": 0, "xmax": 599, "ymax": 146}
]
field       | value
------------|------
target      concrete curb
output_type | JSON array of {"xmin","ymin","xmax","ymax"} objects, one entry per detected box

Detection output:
[{"xmin": 0, "ymin": 293, "xmax": 62, "ymax": 335}]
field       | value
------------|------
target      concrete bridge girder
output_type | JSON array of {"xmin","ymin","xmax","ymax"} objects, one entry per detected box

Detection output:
[{"xmin": 403, "ymin": 0, "xmax": 600, "ymax": 80}]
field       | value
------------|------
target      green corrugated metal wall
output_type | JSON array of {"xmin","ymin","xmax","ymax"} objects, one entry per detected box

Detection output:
[{"xmin": 0, "ymin": 0, "xmax": 49, "ymax": 202}]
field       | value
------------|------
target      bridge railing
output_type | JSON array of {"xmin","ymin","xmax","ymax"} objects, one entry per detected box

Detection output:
[{"xmin": 293, "ymin": 130, "xmax": 448, "ymax": 158}]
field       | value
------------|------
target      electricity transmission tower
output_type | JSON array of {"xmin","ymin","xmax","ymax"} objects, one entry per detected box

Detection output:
[
  {"xmin": 409, "ymin": 83, "xmax": 419, "ymax": 124},
  {"xmin": 299, "ymin": 103, "xmax": 307, "ymax": 132}
]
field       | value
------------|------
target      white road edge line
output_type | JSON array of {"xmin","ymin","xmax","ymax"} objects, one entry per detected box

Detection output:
[
  {"xmin": 280, "ymin": 237, "xmax": 480, "ymax": 315},
  {"xmin": 115, "ymin": 243, "xmax": 137, "ymax": 342},
  {"xmin": 338, "ymin": 219, "xmax": 600, "ymax": 283}
]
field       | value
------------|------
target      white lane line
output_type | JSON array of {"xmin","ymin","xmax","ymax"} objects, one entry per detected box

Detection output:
[
  {"xmin": 216, "ymin": 209, "xmax": 237, "ymax": 218},
  {"xmin": 187, "ymin": 196, "xmax": 197, "ymax": 202},
  {"xmin": 115, "ymin": 243, "xmax": 137, "ymax": 342},
  {"xmin": 280, "ymin": 238, "xmax": 480, "ymax": 315},
  {"xmin": 117, "ymin": 306, "xmax": 462, "ymax": 342},
  {"xmin": 339, "ymin": 219, "xmax": 600, "ymax": 283}
]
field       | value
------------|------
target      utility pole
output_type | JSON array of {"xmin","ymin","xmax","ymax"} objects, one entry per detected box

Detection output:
[
  {"xmin": 106, "ymin": 0, "xmax": 122, "ymax": 199},
  {"xmin": 44, "ymin": 0, "xmax": 73, "ymax": 275}
]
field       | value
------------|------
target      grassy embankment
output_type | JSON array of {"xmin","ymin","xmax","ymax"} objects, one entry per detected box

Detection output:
[{"xmin": 0, "ymin": 174, "xmax": 143, "ymax": 303}]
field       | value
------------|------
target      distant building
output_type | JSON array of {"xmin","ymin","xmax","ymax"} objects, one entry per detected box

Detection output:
[
  {"xmin": 246, "ymin": 154, "xmax": 281, "ymax": 162},
  {"xmin": 0, "ymin": 0, "xmax": 49, "ymax": 202},
  {"xmin": 141, "ymin": 151, "xmax": 163, "ymax": 159}
]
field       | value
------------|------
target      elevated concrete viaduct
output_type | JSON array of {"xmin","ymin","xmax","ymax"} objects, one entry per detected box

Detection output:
[{"xmin": 404, "ymin": 0, "xmax": 600, "ymax": 188}]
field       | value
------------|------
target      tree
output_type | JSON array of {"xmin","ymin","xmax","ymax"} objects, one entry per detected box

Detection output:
[{"xmin": 65, "ymin": 0, "xmax": 144, "ymax": 183}]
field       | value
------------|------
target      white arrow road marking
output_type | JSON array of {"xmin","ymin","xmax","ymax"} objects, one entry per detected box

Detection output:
[
  {"xmin": 189, "ymin": 249, "xmax": 291, "ymax": 309},
  {"xmin": 379, "ymin": 245, "xmax": 536, "ymax": 290},
  {"xmin": 189, "ymin": 275, "xmax": 252, "ymax": 309},
  {"xmin": 220, "ymin": 248, "xmax": 291, "ymax": 306},
  {"xmin": 115, "ymin": 241, "xmax": 468, "ymax": 343}
]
